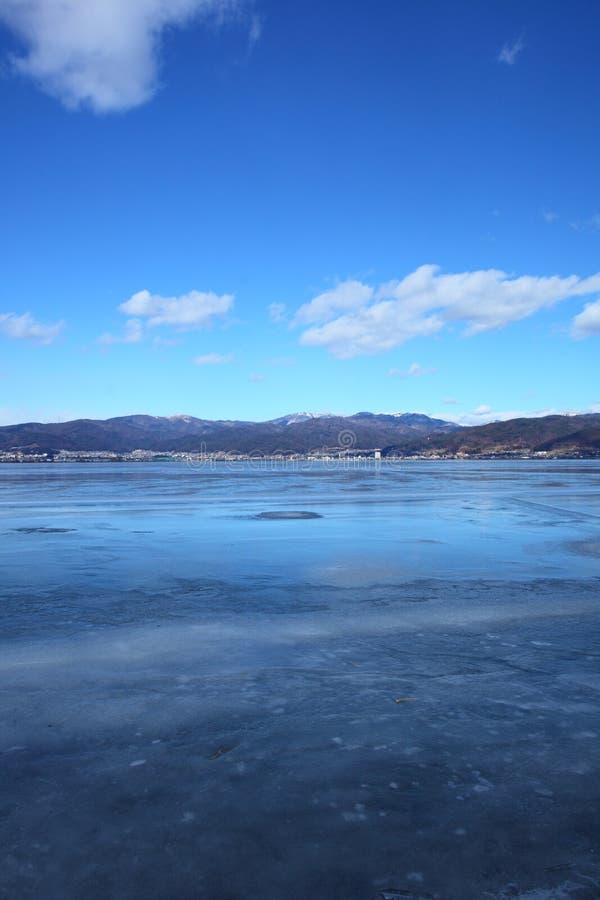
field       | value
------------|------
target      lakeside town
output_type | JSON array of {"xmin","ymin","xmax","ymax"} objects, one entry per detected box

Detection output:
[{"xmin": 0, "ymin": 447, "xmax": 594, "ymax": 463}]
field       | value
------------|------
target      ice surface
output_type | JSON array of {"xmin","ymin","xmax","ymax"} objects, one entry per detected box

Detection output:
[{"xmin": 1, "ymin": 460, "xmax": 600, "ymax": 898}]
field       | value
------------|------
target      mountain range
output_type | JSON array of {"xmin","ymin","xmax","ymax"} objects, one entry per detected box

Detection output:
[
  {"xmin": 1, "ymin": 411, "xmax": 600, "ymax": 456},
  {"xmin": 0, "ymin": 412, "xmax": 458, "ymax": 455}
]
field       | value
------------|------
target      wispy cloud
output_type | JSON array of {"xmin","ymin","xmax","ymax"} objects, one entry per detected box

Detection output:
[
  {"xmin": 248, "ymin": 372, "xmax": 264, "ymax": 382},
  {"xmin": 543, "ymin": 209, "xmax": 559, "ymax": 223},
  {"xmin": 293, "ymin": 281, "xmax": 374, "ymax": 327},
  {"xmin": 442, "ymin": 397, "xmax": 460, "ymax": 406},
  {"xmin": 0, "ymin": 408, "xmax": 17, "ymax": 426},
  {"xmin": 0, "ymin": 311, "xmax": 63, "ymax": 344},
  {"xmin": 151, "ymin": 336, "xmax": 180, "ymax": 349},
  {"xmin": 0, "ymin": 406, "xmax": 77, "ymax": 425},
  {"xmin": 439, "ymin": 404, "xmax": 598, "ymax": 427},
  {"xmin": 119, "ymin": 289, "xmax": 233, "ymax": 330},
  {"xmin": 440, "ymin": 406, "xmax": 510, "ymax": 426},
  {"xmin": 571, "ymin": 299, "xmax": 600, "ymax": 337},
  {"xmin": 387, "ymin": 363, "xmax": 437, "ymax": 379},
  {"xmin": 498, "ymin": 36, "xmax": 525, "ymax": 66},
  {"xmin": 264, "ymin": 356, "xmax": 295, "ymax": 367},
  {"xmin": 0, "ymin": 0, "xmax": 247, "ymax": 113},
  {"xmin": 248, "ymin": 13, "xmax": 262, "ymax": 51},
  {"xmin": 97, "ymin": 318, "xmax": 144, "ymax": 346},
  {"xmin": 292, "ymin": 265, "xmax": 600, "ymax": 358},
  {"xmin": 569, "ymin": 213, "xmax": 600, "ymax": 232},
  {"xmin": 193, "ymin": 352, "xmax": 234, "ymax": 365},
  {"xmin": 268, "ymin": 302, "xmax": 287, "ymax": 323}
]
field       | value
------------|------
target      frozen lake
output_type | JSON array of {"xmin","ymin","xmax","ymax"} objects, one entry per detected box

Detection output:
[{"xmin": 1, "ymin": 460, "xmax": 600, "ymax": 899}]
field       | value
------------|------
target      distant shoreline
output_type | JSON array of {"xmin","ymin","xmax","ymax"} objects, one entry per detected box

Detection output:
[{"xmin": 1, "ymin": 453, "xmax": 599, "ymax": 464}]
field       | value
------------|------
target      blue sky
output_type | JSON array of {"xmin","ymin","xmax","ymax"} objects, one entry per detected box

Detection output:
[{"xmin": 0, "ymin": 0, "xmax": 599, "ymax": 426}]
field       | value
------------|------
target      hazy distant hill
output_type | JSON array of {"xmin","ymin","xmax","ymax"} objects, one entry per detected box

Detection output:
[{"xmin": 0, "ymin": 411, "xmax": 459, "ymax": 454}]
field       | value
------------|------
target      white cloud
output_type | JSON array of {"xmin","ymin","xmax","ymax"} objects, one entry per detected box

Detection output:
[
  {"xmin": 97, "ymin": 318, "xmax": 144, "ymax": 345},
  {"xmin": 498, "ymin": 36, "xmax": 525, "ymax": 65},
  {"xmin": 268, "ymin": 302, "xmax": 287, "ymax": 323},
  {"xmin": 119, "ymin": 288, "xmax": 233, "ymax": 329},
  {"xmin": 0, "ymin": 311, "xmax": 63, "ymax": 344},
  {"xmin": 248, "ymin": 372, "xmax": 264, "ymax": 382},
  {"xmin": 152, "ymin": 336, "xmax": 180, "ymax": 348},
  {"xmin": 294, "ymin": 264, "xmax": 600, "ymax": 358},
  {"xmin": 572, "ymin": 299, "xmax": 600, "ymax": 337},
  {"xmin": 0, "ymin": 407, "xmax": 18, "ymax": 425},
  {"xmin": 248, "ymin": 13, "xmax": 262, "ymax": 50},
  {"xmin": 265, "ymin": 356, "xmax": 295, "ymax": 367},
  {"xmin": 436, "ymin": 403, "xmax": 600, "ymax": 425},
  {"xmin": 437, "ymin": 404, "xmax": 600, "ymax": 426},
  {"xmin": 193, "ymin": 352, "xmax": 233, "ymax": 365},
  {"xmin": 387, "ymin": 362, "xmax": 437, "ymax": 379},
  {"xmin": 0, "ymin": 0, "xmax": 244, "ymax": 113},
  {"xmin": 442, "ymin": 398, "xmax": 459, "ymax": 405},
  {"xmin": 570, "ymin": 213, "xmax": 600, "ymax": 233},
  {"xmin": 575, "ymin": 213, "xmax": 600, "ymax": 232},
  {"xmin": 428, "ymin": 398, "xmax": 600, "ymax": 426},
  {"xmin": 543, "ymin": 209, "xmax": 559, "ymax": 223},
  {"xmin": 293, "ymin": 280, "xmax": 374, "ymax": 326},
  {"xmin": 0, "ymin": 406, "xmax": 77, "ymax": 425},
  {"xmin": 440, "ymin": 405, "xmax": 555, "ymax": 426}
]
